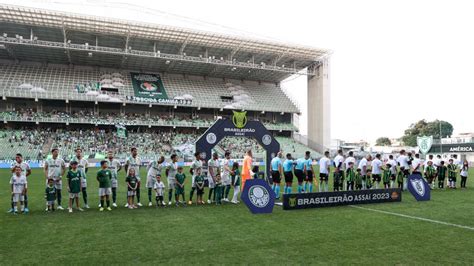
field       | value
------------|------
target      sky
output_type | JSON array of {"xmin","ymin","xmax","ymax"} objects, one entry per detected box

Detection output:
[{"xmin": 2, "ymin": 0, "xmax": 473, "ymax": 143}]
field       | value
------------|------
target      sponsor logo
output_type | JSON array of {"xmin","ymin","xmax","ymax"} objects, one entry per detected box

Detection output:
[
  {"xmin": 248, "ymin": 185, "xmax": 270, "ymax": 208},
  {"xmin": 262, "ymin": 134, "xmax": 272, "ymax": 146},
  {"xmin": 206, "ymin": 133, "xmax": 217, "ymax": 144},
  {"xmin": 449, "ymin": 146, "xmax": 473, "ymax": 152},
  {"xmin": 232, "ymin": 111, "xmax": 248, "ymax": 129},
  {"xmin": 289, "ymin": 196, "xmax": 297, "ymax": 207},
  {"xmin": 417, "ymin": 135, "xmax": 433, "ymax": 154}
]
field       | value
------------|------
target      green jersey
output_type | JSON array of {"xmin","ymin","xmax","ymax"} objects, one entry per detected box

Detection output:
[
  {"xmin": 438, "ymin": 166, "xmax": 447, "ymax": 179},
  {"xmin": 45, "ymin": 185, "xmax": 56, "ymax": 201},
  {"xmin": 125, "ymin": 175, "xmax": 138, "ymax": 191},
  {"xmin": 346, "ymin": 168, "xmax": 355, "ymax": 182},
  {"xmin": 397, "ymin": 170, "xmax": 404, "ymax": 183},
  {"xmin": 175, "ymin": 173, "xmax": 186, "ymax": 186},
  {"xmin": 425, "ymin": 165, "xmax": 436, "ymax": 178},
  {"xmin": 97, "ymin": 169, "xmax": 112, "ymax": 188},
  {"xmin": 67, "ymin": 170, "xmax": 82, "ymax": 193},
  {"xmin": 382, "ymin": 168, "xmax": 391, "ymax": 183},
  {"xmin": 72, "ymin": 156, "xmax": 88, "ymax": 179},
  {"xmin": 366, "ymin": 174, "xmax": 373, "ymax": 187},
  {"xmin": 195, "ymin": 175, "xmax": 205, "ymax": 188},
  {"xmin": 355, "ymin": 172, "xmax": 362, "ymax": 185},
  {"xmin": 231, "ymin": 169, "xmax": 241, "ymax": 186},
  {"xmin": 447, "ymin": 164, "xmax": 457, "ymax": 178}
]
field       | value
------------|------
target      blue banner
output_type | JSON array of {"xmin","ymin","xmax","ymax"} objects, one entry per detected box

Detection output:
[
  {"xmin": 241, "ymin": 179, "xmax": 275, "ymax": 214},
  {"xmin": 407, "ymin": 173, "xmax": 431, "ymax": 201}
]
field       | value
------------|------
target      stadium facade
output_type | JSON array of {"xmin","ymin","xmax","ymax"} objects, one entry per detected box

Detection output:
[{"xmin": 0, "ymin": 4, "xmax": 331, "ymax": 161}]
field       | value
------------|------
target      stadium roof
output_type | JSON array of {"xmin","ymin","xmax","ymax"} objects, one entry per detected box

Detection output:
[{"xmin": 0, "ymin": 4, "xmax": 330, "ymax": 82}]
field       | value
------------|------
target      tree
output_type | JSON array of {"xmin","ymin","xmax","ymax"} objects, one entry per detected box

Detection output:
[
  {"xmin": 376, "ymin": 137, "xmax": 392, "ymax": 146},
  {"xmin": 401, "ymin": 119, "xmax": 454, "ymax": 146}
]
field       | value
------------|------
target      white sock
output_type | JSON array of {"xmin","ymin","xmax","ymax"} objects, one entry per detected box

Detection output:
[{"xmin": 324, "ymin": 182, "xmax": 328, "ymax": 192}]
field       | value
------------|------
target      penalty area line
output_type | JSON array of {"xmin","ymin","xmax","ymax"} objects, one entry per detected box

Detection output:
[{"xmin": 349, "ymin": 205, "xmax": 474, "ymax": 231}]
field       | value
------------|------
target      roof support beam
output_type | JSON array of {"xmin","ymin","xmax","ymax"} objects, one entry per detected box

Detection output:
[
  {"xmin": 228, "ymin": 41, "xmax": 246, "ymax": 61},
  {"xmin": 179, "ymin": 35, "xmax": 191, "ymax": 55},
  {"xmin": 61, "ymin": 19, "xmax": 71, "ymax": 64},
  {"xmin": 121, "ymin": 28, "xmax": 130, "ymax": 68},
  {"xmin": 272, "ymin": 48, "xmax": 290, "ymax": 66}
]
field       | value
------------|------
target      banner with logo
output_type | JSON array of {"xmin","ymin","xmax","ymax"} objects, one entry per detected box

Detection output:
[
  {"xmin": 130, "ymin": 73, "xmax": 168, "ymax": 99},
  {"xmin": 428, "ymin": 143, "xmax": 474, "ymax": 153},
  {"xmin": 407, "ymin": 173, "xmax": 431, "ymax": 201},
  {"xmin": 282, "ymin": 188, "xmax": 402, "ymax": 210},
  {"xmin": 241, "ymin": 179, "xmax": 275, "ymax": 214},
  {"xmin": 195, "ymin": 115, "xmax": 281, "ymax": 179},
  {"xmin": 417, "ymin": 136, "xmax": 433, "ymax": 154}
]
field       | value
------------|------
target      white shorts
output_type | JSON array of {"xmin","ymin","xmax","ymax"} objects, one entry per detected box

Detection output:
[
  {"xmin": 191, "ymin": 176, "xmax": 196, "ymax": 188},
  {"xmin": 47, "ymin": 200, "xmax": 55, "ymax": 206},
  {"xmin": 81, "ymin": 179, "xmax": 87, "ymax": 188},
  {"xmin": 208, "ymin": 177, "xmax": 215, "ymax": 188},
  {"xmin": 222, "ymin": 175, "xmax": 231, "ymax": 186},
  {"xmin": 99, "ymin": 188, "xmax": 112, "ymax": 196},
  {"xmin": 54, "ymin": 179, "xmax": 62, "ymax": 190},
  {"xmin": 146, "ymin": 175, "xmax": 157, "ymax": 188},
  {"xmin": 111, "ymin": 179, "xmax": 118, "ymax": 188},
  {"xmin": 168, "ymin": 178, "xmax": 176, "ymax": 189},
  {"xmin": 69, "ymin": 193, "xmax": 80, "ymax": 199},
  {"xmin": 127, "ymin": 190, "xmax": 136, "ymax": 196},
  {"xmin": 12, "ymin": 194, "xmax": 24, "ymax": 203}
]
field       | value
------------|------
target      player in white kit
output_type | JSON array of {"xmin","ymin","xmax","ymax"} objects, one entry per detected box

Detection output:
[
  {"xmin": 106, "ymin": 151, "xmax": 122, "ymax": 207},
  {"xmin": 44, "ymin": 148, "xmax": 66, "ymax": 210},
  {"xmin": 72, "ymin": 148, "xmax": 89, "ymax": 208},
  {"xmin": 146, "ymin": 156, "xmax": 165, "ymax": 206}
]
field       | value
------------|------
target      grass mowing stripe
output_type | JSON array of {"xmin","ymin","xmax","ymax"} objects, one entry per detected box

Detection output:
[{"xmin": 350, "ymin": 205, "xmax": 474, "ymax": 231}]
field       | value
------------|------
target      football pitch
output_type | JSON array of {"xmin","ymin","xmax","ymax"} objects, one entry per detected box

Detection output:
[{"xmin": 1, "ymin": 167, "xmax": 474, "ymax": 265}]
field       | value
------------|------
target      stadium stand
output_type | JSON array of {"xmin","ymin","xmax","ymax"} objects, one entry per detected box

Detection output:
[{"xmin": 0, "ymin": 62, "xmax": 299, "ymax": 113}]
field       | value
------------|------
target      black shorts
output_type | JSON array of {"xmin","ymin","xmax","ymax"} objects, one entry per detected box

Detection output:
[
  {"xmin": 390, "ymin": 174, "xmax": 396, "ymax": 181},
  {"xmin": 333, "ymin": 172, "xmax": 343, "ymax": 183},
  {"xmin": 295, "ymin": 169, "xmax": 305, "ymax": 183},
  {"xmin": 306, "ymin": 170, "xmax": 314, "ymax": 182},
  {"xmin": 372, "ymin": 174, "xmax": 381, "ymax": 182},
  {"xmin": 319, "ymin": 173, "xmax": 328, "ymax": 181},
  {"xmin": 155, "ymin": 195, "xmax": 164, "ymax": 201},
  {"xmin": 271, "ymin": 171, "xmax": 281, "ymax": 183},
  {"xmin": 449, "ymin": 176, "xmax": 457, "ymax": 182},
  {"xmin": 197, "ymin": 188, "xmax": 204, "ymax": 195},
  {"xmin": 403, "ymin": 169, "xmax": 410, "ymax": 176},
  {"xmin": 284, "ymin": 171, "xmax": 293, "ymax": 183}
]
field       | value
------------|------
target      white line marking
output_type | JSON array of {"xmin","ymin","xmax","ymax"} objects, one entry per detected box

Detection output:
[{"xmin": 350, "ymin": 205, "xmax": 474, "ymax": 231}]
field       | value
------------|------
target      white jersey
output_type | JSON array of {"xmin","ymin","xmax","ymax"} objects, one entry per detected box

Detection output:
[
  {"xmin": 433, "ymin": 158, "xmax": 441, "ymax": 168},
  {"xmin": 333, "ymin": 155, "xmax": 344, "ymax": 171},
  {"xmin": 45, "ymin": 157, "xmax": 65, "ymax": 178},
  {"xmin": 126, "ymin": 156, "xmax": 141, "ymax": 177},
  {"xmin": 358, "ymin": 158, "xmax": 368, "ymax": 175},
  {"xmin": 153, "ymin": 181, "xmax": 166, "ymax": 196},
  {"xmin": 388, "ymin": 159, "xmax": 397, "ymax": 175},
  {"xmin": 371, "ymin": 159, "xmax": 382, "ymax": 174},
  {"xmin": 221, "ymin": 159, "xmax": 231, "ymax": 180},
  {"xmin": 167, "ymin": 162, "xmax": 178, "ymax": 180},
  {"xmin": 10, "ymin": 174, "xmax": 27, "ymax": 194},
  {"xmin": 397, "ymin": 155, "xmax": 409, "ymax": 169},
  {"xmin": 461, "ymin": 164, "xmax": 469, "ymax": 177},
  {"xmin": 319, "ymin": 157, "xmax": 330, "ymax": 174},
  {"xmin": 147, "ymin": 160, "xmax": 164, "ymax": 178},
  {"xmin": 344, "ymin": 156, "xmax": 356, "ymax": 170},
  {"xmin": 72, "ymin": 156, "xmax": 88, "ymax": 179},
  {"xmin": 411, "ymin": 158, "xmax": 422, "ymax": 172},
  {"xmin": 191, "ymin": 159, "xmax": 203, "ymax": 178},
  {"xmin": 208, "ymin": 158, "xmax": 220, "ymax": 179},
  {"xmin": 11, "ymin": 161, "xmax": 30, "ymax": 176},
  {"xmin": 106, "ymin": 158, "xmax": 121, "ymax": 180}
]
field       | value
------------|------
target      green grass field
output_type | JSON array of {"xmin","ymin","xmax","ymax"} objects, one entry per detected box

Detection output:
[{"xmin": 1, "ymin": 166, "xmax": 474, "ymax": 265}]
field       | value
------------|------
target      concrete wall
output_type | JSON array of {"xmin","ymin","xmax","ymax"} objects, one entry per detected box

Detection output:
[{"xmin": 307, "ymin": 59, "xmax": 331, "ymax": 153}]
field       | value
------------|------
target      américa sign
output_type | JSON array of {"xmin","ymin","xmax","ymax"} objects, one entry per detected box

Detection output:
[{"xmin": 130, "ymin": 73, "xmax": 168, "ymax": 99}]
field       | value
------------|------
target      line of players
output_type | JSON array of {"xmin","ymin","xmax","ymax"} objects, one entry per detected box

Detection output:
[
  {"xmin": 269, "ymin": 149, "xmax": 469, "ymax": 198},
  {"xmin": 8, "ymin": 147, "xmax": 243, "ymax": 214}
]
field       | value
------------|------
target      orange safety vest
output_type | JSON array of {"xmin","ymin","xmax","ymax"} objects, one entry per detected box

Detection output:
[{"xmin": 242, "ymin": 155, "xmax": 252, "ymax": 189}]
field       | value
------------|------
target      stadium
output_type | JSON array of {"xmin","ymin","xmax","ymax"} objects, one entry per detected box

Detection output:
[{"xmin": 1, "ymin": 4, "xmax": 473, "ymax": 265}]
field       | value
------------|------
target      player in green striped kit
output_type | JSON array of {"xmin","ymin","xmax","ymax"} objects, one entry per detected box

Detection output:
[
  {"xmin": 72, "ymin": 148, "xmax": 89, "ymax": 208},
  {"xmin": 447, "ymin": 159, "xmax": 457, "ymax": 189},
  {"xmin": 106, "ymin": 151, "xmax": 122, "ymax": 207},
  {"xmin": 424, "ymin": 160, "xmax": 436, "ymax": 189},
  {"xmin": 44, "ymin": 148, "xmax": 66, "ymax": 210},
  {"xmin": 125, "ymin": 147, "xmax": 142, "ymax": 207},
  {"xmin": 382, "ymin": 164, "xmax": 391, "ymax": 189},
  {"xmin": 345, "ymin": 162, "xmax": 355, "ymax": 191}
]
